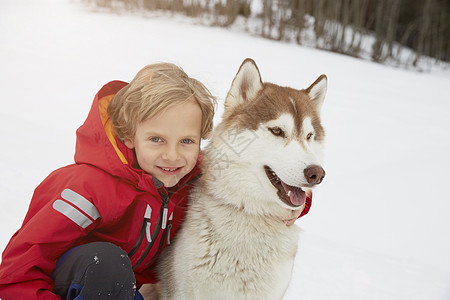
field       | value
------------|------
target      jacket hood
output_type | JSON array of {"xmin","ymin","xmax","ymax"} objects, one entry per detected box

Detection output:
[{"xmin": 74, "ymin": 81, "xmax": 201, "ymax": 191}]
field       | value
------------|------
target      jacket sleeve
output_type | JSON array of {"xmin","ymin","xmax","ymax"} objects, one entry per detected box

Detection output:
[{"xmin": 0, "ymin": 183, "xmax": 101, "ymax": 300}]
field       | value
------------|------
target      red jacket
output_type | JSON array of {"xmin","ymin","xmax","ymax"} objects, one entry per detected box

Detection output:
[{"xmin": 0, "ymin": 81, "xmax": 201, "ymax": 299}]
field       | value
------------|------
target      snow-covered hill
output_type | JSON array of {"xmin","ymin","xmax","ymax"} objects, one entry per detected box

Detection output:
[{"xmin": 1, "ymin": 0, "xmax": 449, "ymax": 298}]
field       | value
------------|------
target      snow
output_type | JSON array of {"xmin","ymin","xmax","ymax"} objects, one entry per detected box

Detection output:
[{"xmin": 1, "ymin": 0, "xmax": 450, "ymax": 298}]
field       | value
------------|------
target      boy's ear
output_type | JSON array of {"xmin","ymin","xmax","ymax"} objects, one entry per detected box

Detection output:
[
  {"xmin": 124, "ymin": 139, "xmax": 135, "ymax": 149},
  {"xmin": 202, "ymin": 131, "xmax": 213, "ymax": 140}
]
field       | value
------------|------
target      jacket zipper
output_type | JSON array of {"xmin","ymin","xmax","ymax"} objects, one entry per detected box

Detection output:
[
  {"xmin": 144, "ymin": 205, "xmax": 152, "ymax": 242},
  {"xmin": 130, "ymin": 175, "xmax": 201, "ymax": 270},
  {"xmin": 145, "ymin": 212, "xmax": 173, "ymax": 267},
  {"xmin": 166, "ymin": 212, "xmax": 173, "ymax": 245},
  {"xmin": 128, "ymin": 222, "xmax": 145, "ymax": 258},
  {"xmin": 132, "ymin": 192, "xmax": 168, "ymax": 270},
  {"xmin": 128, "ymin": 205, "xmax": 152, "ymax": 258}
]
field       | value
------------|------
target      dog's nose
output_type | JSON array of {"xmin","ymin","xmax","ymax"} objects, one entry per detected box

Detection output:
[{"xmin": 304, "ymin": 165, "xmax": 325, "ymax": 185}]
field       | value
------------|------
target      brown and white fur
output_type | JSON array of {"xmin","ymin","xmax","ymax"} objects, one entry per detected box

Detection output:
[{"xmin": 155, "ymin": 59, "xmax": 327, "ymax": 300}]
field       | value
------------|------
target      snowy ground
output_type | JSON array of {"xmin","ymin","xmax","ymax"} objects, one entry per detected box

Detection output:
[{"xmin": 1, "ymin": 0, "xmax": 450, "ymax": 298}]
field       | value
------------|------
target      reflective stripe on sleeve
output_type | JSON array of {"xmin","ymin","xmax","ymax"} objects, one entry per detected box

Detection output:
[
  {"xmin": 52, "ymin": 189, "xmax": 100, "ymax": 229},
  {"xmin": 61, "ymin": 189, "xmax": 100, "ymax": 220},
  {"xmin": 53, "ymin": 200, "xmax": 94, "ymax": 229}
]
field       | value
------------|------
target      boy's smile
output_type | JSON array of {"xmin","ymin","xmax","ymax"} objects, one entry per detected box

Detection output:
[
  {"xmin": 157, "ymin": 166, "xmax": 183, "ymax": 177},
  {"xmin": 125, "ymin": 99, "xmax": 202, "ymax": 188}
]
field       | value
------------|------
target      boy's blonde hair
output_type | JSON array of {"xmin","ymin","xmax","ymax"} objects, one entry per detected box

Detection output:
[{"xmin": 108, "ymin": 63, "xmax": 216, "ymax": 142}]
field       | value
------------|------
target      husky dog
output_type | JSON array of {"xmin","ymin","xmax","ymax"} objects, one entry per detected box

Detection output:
[{"xmin": 157, "ymin": 59, "xmax": 327, "ymax": 300}]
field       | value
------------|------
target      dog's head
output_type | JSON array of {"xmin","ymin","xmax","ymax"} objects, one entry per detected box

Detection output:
[{"xmin": 204, "ymin": 59, "xmax": 327, "ymax": 217}]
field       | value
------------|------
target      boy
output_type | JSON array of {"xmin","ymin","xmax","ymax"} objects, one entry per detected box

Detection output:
[{"xmin": 0, "ymin": 63, "xmax": 215, "ymax": 299}]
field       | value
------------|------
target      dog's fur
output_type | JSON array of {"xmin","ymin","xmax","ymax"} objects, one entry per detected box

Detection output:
[{"xmin": 156, "ymin": 59, "xmax": 327, "ymax": 300}]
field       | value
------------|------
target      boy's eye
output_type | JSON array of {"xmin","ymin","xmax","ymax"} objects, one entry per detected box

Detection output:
[
  {"xmin": 181, "ymin": 138, "xmax": 194, "ymax": 144},
  {"xmin": 150, "ymin": 137, "xmax": 163, "ymax": 143}
]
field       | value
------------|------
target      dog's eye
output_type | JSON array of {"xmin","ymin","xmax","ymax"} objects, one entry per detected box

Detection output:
[
  {"xmin": 269, "ymin": 127, "xmax": 284, "ymax": 137},
  {"xmin": 307, "ymin": 132, "xmax": 314, "ymax": 140}
]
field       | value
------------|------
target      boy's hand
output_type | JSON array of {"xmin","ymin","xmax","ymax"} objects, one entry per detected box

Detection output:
[{"xmin": 139, "ymin": 282, "xmax": 161, "ymax": 300}]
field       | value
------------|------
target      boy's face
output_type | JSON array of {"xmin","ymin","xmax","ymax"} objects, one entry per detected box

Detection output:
[{"xmin": 125, "ymin": 100, "xmax": 202, "ymax": 188}]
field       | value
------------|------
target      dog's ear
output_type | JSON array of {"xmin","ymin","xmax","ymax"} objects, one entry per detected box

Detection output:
[
  {"xmin": 305, "ymin": 74, "xmax": 327, "ymax": 112},
  {"xmin": 225, "ymin": 58, "xmax": 263, "ymax": 110}
]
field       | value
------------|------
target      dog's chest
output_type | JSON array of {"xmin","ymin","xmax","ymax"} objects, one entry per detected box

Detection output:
[{"xmin": 185, "ymin": 202, "xmax": 299, "ymax": 297}]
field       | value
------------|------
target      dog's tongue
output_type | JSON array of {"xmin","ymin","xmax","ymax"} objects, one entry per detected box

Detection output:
[{"xmin": 281, "ymin": 182, "xmax": 306, "ymax": 206}]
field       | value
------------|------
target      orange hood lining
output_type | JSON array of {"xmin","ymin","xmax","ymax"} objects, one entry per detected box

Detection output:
[{"xmin": 98, "ymin": 95, "xmax": 129, "ymax": 165}]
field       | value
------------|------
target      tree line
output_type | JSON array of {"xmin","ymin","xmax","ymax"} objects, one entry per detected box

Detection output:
[{"xmin": 88, "ymin": 0, "xmax": 449, "ymax": 68}]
